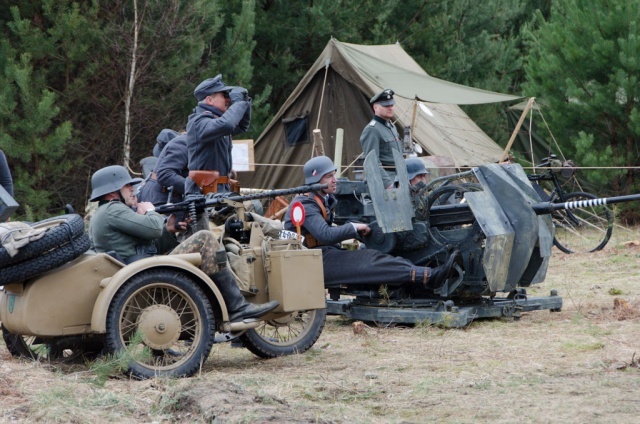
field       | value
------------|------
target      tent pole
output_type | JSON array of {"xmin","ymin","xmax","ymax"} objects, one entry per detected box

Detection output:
[
  {"xmin": 528, "ymin": 104, "xmax": 535, "ymax": 170},
  {"xmin": 410, "ymin": 99, "xmax": 418, "ymax": 131},
  {"xmin": 334, "ymin": 128, "xmax": 344, "ymax": 177},
  {"xmin": 500, "ymin": 97, "xmax": 535, "ymax": 162},
  {"xmin": 315, "ymin": 58, "xmax": 331, "ymax": 129},
  {"xmin": 311, "ymin": 58, "xmax": 331, "ymax": 158}
]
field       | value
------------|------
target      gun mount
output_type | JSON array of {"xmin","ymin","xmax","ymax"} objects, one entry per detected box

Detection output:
[{"xmin": 327, "ymin": 151, "xmax": 639, "ymax": 327}]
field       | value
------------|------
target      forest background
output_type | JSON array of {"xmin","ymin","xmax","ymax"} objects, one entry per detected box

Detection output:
[{"xmin": 1, "ymin": 0, "xmax": 639, "ymax": 221}]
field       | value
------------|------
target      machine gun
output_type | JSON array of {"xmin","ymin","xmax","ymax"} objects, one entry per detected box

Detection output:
[
  {"xmin": 153, "ymin": 183, "xmax": 327, "ymax": 242},
  {"xmin": 329, "ymin": 151, "xmax": 640, "ymax": 327}
]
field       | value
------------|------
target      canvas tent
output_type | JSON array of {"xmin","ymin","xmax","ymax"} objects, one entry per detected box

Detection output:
[{"xmin": 240, "ymin": 38, "xmax": 521, "ymax": 189}]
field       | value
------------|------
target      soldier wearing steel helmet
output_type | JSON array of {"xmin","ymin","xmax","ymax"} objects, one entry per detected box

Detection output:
[
  {"xmin": 360, "ymin": 89, "xmax": 402, "ymax": 189},
  {"xmin": 88, "ymin": 165, "xmax": 279, "ymax": 322},
  {"xmin": 284, "ymin": 156, "xmax": 371, "ymax": 248},
  {"xmin": 284, "ymin": 156, "xmax": 460, "ymax": 289},
  {"xmin": 405, "ymin": 157, "xmax": 431, "ymax": 221}
]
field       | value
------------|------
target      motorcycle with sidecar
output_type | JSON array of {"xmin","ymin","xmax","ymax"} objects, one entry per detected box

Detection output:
[{"xmin": 0, "ymin": 185, "xmax": 326, "ymax": 379}]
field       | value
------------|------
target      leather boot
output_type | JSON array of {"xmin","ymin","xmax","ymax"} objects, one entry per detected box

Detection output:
[
  {"xmin": 211, "ymin": 268, "xmax": 280, "ymax": 322},
  {"xmin": 426, "ymin": 250, "xmax": 462, "ymax": 289}
]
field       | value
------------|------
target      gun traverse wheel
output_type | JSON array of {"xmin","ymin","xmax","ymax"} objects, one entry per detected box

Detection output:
[
  {"xmin": 552, "ymin": 192, "xmax": 613, "ymax": 254},
  {"xmin": 240, "ymin": 308, "xmax": 326, "ymax": 358},
  {"xmin": 427, "ymin": 183, "xmax": 482, "ymax": 248},
  {"xmin": 105, "ymin": 270, "xmax": 215, "ymax": 379}
]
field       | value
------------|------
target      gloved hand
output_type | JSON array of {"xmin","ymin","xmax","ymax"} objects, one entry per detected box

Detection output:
[{"xmin": 229, "ymin": 86, "xmax": 249, "ymax": 104}]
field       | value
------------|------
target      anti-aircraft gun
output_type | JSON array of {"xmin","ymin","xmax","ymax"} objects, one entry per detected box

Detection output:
[{"xmin": 328, "ymin": 151, "xmax": 640, "ymax": 327}]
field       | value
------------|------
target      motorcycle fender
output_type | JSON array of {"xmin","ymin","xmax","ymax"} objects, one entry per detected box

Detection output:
[{"xmin": 90, "ymin": 253, "xmax": 228, "ymax": 333}]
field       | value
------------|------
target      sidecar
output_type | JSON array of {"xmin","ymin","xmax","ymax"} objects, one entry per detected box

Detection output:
[{"xmin": 0, "ymin": 210, "xmax": 326, "ymax": 379}]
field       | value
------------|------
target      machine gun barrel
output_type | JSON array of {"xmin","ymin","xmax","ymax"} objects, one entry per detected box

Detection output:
[
  {"xmin": 429, "ymin": 192, "xmax": 640, "ymax": 227},
  {"xmin": 531, "ymin": 193, "xmax": 640, "ymax": 215},
  {"xmin": 153, "ymin": 183, "xmax": 328, "ymax": 216}
]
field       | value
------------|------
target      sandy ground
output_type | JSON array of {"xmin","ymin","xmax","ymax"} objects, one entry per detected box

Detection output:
[{"xmin": 2, "ymin": 232, "xmax": 640, "ymax": 423}]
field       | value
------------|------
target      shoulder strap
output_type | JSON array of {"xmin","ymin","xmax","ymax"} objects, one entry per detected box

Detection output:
[{"xmin": 306, "ymin": 192, "xmax": 328, "ymax": 220}]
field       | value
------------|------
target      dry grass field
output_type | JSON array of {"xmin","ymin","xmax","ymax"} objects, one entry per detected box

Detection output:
[{"xmin": 2, "ymin": 226, "xmax": 640, "ymax": 423}]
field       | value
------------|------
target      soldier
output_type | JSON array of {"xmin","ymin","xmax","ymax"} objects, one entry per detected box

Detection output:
[
  {"xmin": 283, "ymin": 156, "xmax": 461, "ymax": 289},
  {"xmin": 138, "ymin": 133, "xmax": 188, "ymax": 206},
  {"xmin": 185, "ymin": 74, "xmax": 251, "ymax": 196},
  {"xmin": 140, "ymin": 129, "xmax": 179, "ymax": 180},
  {"xmin": 360, "ymin": 89, "xmax": 402, "ymax": 189},
  {"xmin": 88, "ymin": 165, "xmax": 279, "ymax": 322},
  {"xmin": 406, "ymin": 157, "xmax": 430, "ymax": 221},
  {"xmin": 153, "ymin": 128, "xmax": 179, "ymax": 157}
]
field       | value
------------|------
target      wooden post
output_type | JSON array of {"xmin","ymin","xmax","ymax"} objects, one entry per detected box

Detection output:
[
  {"xmin": 410, "ymin": 99, "xmax": 418, "ymax": 133},
  {"xmin": 312, "ymin": 129, "xmax": 325, "ymax": 157},
  {"xmin": 500, "ymin": 97, "xmax": 535, "ymax": 162},
  {"xmin": 334, "ymin": 128, "xmax": 344, "ymax": 177}
]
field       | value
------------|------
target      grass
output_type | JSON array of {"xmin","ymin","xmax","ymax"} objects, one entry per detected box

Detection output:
[
  {"xmin": 88, "ymin": 331, "xmax": 151, "ymax": 386},
  {"xmin": 4, "ymin": 241, "xmax": 640, "ymax": 422},
  {"xmin": 561, "ymin": 341, "xmax": 606, "ymax": 352}
]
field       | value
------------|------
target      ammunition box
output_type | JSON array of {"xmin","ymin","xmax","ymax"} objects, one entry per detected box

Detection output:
[{"xmin": 266, "ymin": 245, "xmax": 325, "ymax": 313}]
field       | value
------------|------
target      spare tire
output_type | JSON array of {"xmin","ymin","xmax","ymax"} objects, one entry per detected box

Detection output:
[
  {"xmin": 0, "ymin": 232, "xmax": 91, "ymax": 285},
  {"xmin": 0, "ymin": 214, "xmax": 85, "ymax": 267}
]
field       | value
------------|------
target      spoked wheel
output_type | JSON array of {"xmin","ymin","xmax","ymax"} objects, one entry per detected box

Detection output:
[
  {"xmin": 105, "ymin": 270, "xmax": 215, "ymax": 379},
  {"xmin": 240, "ymin": 308, "xmax": 326, "ymax": 358},
  {"xmin": 552, "ymin": 192, "xmax": 613, "ymax": 254},
  {"xmin": 2, "ymin": 326, "xmax": 54, "ymax": 360},
  {"xmin": 1, "ymin": 325, "xmax": 102, "ymax": 362}
]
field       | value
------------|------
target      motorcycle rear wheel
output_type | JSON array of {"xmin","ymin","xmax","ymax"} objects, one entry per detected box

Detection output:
[{"xmin": 240, "ymin": 308, "xmax": 326, "ymax": 358}]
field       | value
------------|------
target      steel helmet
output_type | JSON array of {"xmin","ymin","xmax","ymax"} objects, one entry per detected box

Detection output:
[
  {"xmin": 90, "ymin": 165, "xmax": 143, "ymax": 202},
  {"xmin": 405, "ymin": 158, "xmax": 430, "ymax": 181},
  {"xmin": 303, "ymin": 156, "xmax": 336, "ymax": 184}
]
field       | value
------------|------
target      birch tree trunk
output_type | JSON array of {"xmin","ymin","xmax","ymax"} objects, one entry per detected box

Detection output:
[{"xmin": 123, "ymin": 0, "xmax": 140, "ymax": 169}]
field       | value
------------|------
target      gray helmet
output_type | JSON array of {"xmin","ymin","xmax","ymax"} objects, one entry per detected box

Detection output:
[
  {"xmin": 303, "ymin": 156, "xmax": 336, "ymax": 184},
  {"xmin": 405, "ymin": 158, "xmax": 430, "ymax": 181},
  {"xmin": 90, "ymin": 165, "xmax": 143, "ymax": 202}
]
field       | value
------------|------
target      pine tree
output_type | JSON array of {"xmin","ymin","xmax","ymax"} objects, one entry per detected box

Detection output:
[
  {"xmin": 523, "ymin": 0, "xmax": 640, "ymax": 199},
  {"xmin": 0, "ymin": 0, "xmax": 255, "ymax": 215},
  {"xmin": 0, "ymin": 2, "xmax": 78, "ymax": 218}
]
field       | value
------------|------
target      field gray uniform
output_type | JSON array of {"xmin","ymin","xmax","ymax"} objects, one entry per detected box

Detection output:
[
  {"xmin": 89, "ymin": 200, "xmax": 219, "ymax": 273},
  {"xmin": 284, "ymin": 191, "xmax": 429, "ymax": 288},
  {"xmin": 185, "ymin": 102, "xmax": 251, "ymax": 195},
  {"xmin": 138, "ymin": 135, "xmax": 188, "ymax": 206},
  {"xmin": 360, "ymin": 115, "xmax": 402, "ymax": 188},
  {"xmin": 89, "ymin": 200, "xmax": 176, "ymax": 261}
]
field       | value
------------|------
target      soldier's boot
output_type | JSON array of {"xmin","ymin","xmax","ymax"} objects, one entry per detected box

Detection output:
[
  {"xmin": 425, "ymin": 250, "xmax": 462, "ymax": 289},
  {"xmin": 211, "ymin": 268, "xmax": 280, "ymax": 322}
]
